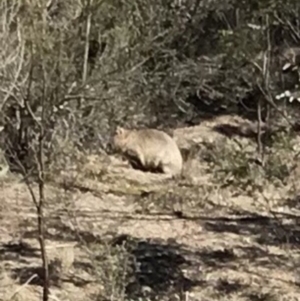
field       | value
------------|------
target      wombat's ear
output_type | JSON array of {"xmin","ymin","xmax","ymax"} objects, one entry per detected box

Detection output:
[{"xmin": 116, "ymin": 126, "xmax": 125, "ymax": 135}]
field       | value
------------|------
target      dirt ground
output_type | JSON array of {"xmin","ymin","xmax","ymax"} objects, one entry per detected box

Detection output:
[{"xmin": 1, "ymin": 114, "xmax": 300, "ymax": 301}]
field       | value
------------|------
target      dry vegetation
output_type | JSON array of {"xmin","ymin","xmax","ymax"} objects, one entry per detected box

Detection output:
[{"xmin": 1, "ymin": 1, "xmax": 300, "ymax": 301}]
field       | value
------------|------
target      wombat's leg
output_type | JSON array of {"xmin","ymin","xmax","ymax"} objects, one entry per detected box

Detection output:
[
  {"xmin": 135, "ymin": 151, "xmax": 145, "ymax": 167},
  {"xmin": 130, "ymin": 157, "xmax": 144, "ymax": 170},
  {"xmin": 161, "ymin": 164, "xmax": 174, "ymax": 175},
  {"xmin": 162, "ymin": 162, "xmax": 182, "ymax": 177},
  {"xmin": 126, "ymin": 150, "xmax": 147, "ymax": 171}
]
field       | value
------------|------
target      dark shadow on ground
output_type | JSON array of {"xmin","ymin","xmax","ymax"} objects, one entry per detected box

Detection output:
[
  {"xmin": 21, "ymin": 218, "xmax": 103, "ymax": 243},
  {"xmin": 11, "ymin": 259, "xmax": 61, "ymax": 287},
  {"xmin": 21, "ymin": 200, "xmax": 300, "ymax": 250},
  {"xmin": 109, "ymin": 235, "xmax": 200, "ymax": 300},
  {"xmin": 14, "ymin": 215, "xmax": 298, "ymax": 300},
  {"xmin": 201, "ymin": 208, "xmax": 300, "ymax": 248},
  {"xmin": 95, "ymin": 234, "xmax": 289, "ymax": 300},
  {"xmin": 0, "ymin": 241, "xmax": 40, "ymax": 261},
  {"xmin": 285, "ymin": 194, "xmax": 300, "ymax": 211},
  {"xmin": 243, "ymin": 291, "xmax": 277, "ymax": 301},
  {"xmin": 213, "ymin": 122, "xmax": 295, "ymax": 150},
  {"xmin": 14, "ymin": 196, "xmax": 300, "ymax": 300},
  {"xmin": 213, "ymin": 123, "xmax": 261, "ymax": 140}
]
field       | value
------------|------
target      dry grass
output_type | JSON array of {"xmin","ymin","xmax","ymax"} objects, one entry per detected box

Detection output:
[{"xmin": 1, "ymin": 115, "xmax": 300, "ymax": 301}]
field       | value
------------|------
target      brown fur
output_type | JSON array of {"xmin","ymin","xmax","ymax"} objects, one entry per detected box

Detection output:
[{"xmin": 112, "ymin": 126, "xmax": 183, "ymax": 176}]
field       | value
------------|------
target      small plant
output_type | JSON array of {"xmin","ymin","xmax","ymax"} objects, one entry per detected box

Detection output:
[
  {"xmin": 202, "ymin": 139, "xmax": 263, "ymax": 193},
  {"xmin": 263, "ymin": 130, "xmax": 296, "ymax": 185},
  {"xmin": 87, "ymin": 240, "xmax": 133, "ymax": 301}
]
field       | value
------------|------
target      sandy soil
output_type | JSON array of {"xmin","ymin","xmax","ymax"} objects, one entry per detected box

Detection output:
[{"xmin": 1, "ymin": 114, "xmax": 300, "ymax": 301}]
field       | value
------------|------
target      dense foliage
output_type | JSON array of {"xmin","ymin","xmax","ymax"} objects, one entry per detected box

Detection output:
[{"xmin": 0, "ymin": 0, "xmax": 300, "ymax": 168}]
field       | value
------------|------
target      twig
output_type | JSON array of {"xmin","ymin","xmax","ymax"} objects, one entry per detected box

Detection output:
[
  {"xmin": 274, "ymin": 12, "xmax": 300, "ymax": 41},
  {"xmin": 249, "ymin": 58, "xmax": 293, "ymax": 127},
  {"xmin": 0, "ymin": 39, "xmax": 25, "ymax": 112},
  {"xmin": 37, "ymin": 48, "xmax": 49, "ymax": 301},
  {"xmin": 9, "ymin": 274, "xmax": 38, "ymax": 300},
  {"xmin": 78, "ymin": 0, "xmax": 93, "ymax": 109},
  {"xmin": 257, "ymin": 15, "xmax": 271, "ymax": 165}
]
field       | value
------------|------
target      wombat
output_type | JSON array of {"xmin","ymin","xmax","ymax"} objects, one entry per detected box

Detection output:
[{"xmin": 112, "ymin": 126, "xmax": 183, "ymax": 176}]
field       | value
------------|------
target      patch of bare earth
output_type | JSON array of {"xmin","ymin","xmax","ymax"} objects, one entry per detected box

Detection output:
[{"xmin": 1, "ymin": 114, "xmax": 300, "ymax": 301}]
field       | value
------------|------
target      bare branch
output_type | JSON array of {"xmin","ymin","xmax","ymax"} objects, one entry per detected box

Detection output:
[{"xmin": 78, "ymin": 0, "xmax": 93, "ymax": 109}]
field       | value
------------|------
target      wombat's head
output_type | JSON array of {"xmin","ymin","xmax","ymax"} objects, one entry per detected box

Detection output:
[{"xmin": 112, "ymin": 126, "xmax": 130, "ymax": 150}]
